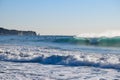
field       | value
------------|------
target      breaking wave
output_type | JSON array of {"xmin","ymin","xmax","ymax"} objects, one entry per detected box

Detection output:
[
  {"xmin": 0, "ymin": 45, "xmax": 120, "ymax": 69},
  {"xmin": 54, "ymin": 36, "xmax": 120, "ymax": 47},
  {"xmin": 54, "ymin": 31, "xmax": 120, "ymax": 47}
]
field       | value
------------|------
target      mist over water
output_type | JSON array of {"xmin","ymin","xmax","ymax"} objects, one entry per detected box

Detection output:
[{"xmin": 76, "ymin": 30, "xmax": 120, "ymax": 38}]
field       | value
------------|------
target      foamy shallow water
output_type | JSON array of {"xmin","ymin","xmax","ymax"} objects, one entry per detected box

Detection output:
[
  {"xmin": 0, "ymin": 61, "xmax": 120, "ymax": 80},
  {"xmin": 0, "ymin": 44, "xmax": 120, "ymax": 80}
]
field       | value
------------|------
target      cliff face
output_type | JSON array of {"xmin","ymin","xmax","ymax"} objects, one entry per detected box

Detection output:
[{"xmin": 0, "ymin": 27, "xmax": 37, "ymax": 36}]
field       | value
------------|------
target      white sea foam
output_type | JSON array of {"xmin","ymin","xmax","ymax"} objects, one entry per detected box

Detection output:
[
  {"xmin": 1, "ymin": 61, "xmax": 120, "ymax": 80},
  {"xmin": 0, "ymin": 45, "xmax": 120, "ymax": 69},
  {"xmin": 76, "ymin": 30, "xmax": 120, "ymax": 38},
  {"xmin": 0, "ymin": 36, "xmax": 120, "ymax": 80}
]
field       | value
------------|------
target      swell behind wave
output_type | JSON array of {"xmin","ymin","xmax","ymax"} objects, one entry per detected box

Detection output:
[{"xmin": 0, "ymin": 35, "xmax": 120, "ymax": 47}]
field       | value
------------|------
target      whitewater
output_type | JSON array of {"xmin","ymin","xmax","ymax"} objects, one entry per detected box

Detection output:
[{"xmin": 0, "ymin": 35, "xmax": 120, "ymax": 80}]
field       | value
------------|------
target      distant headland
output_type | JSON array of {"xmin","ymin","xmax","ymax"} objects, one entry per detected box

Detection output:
[{"xmin": 0, "ymin": 27, "xmax": 37, "ymax": 36}]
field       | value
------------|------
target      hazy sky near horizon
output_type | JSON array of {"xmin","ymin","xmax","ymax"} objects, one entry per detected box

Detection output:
[{"xmin": 0, "ymin": 0, "xmax": 120, "ymax": 35}]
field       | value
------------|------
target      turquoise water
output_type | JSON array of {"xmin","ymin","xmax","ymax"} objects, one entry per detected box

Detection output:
[
  {"xmin": 0, "ymin": 35, "xmax": 120, "ymax": 47},
  {"xmin": 54, "ymin": 36, "xmax": 120, "ymax": 47}
]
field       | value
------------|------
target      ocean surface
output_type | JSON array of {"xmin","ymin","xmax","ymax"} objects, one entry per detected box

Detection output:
[{"xmin": 0, "ymin": 35, "xmax": 120, "ymax": 80}]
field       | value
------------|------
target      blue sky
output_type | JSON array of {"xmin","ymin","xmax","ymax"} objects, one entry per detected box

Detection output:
[{"xmin": 0, "ymin": 0, "xmax": 120, "ymax": 35}]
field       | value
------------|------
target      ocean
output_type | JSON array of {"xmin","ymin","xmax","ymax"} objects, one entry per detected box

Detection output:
[{"xmin": 0, "ymin": 35, "xmax": 120, "ymax": 80}]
